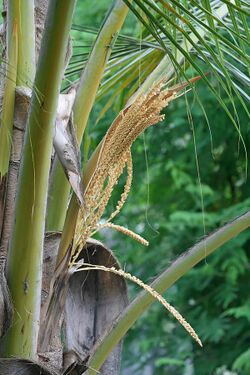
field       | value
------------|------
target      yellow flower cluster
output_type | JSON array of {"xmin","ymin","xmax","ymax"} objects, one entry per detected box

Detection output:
[{"xmin": 71, "ymin": 81, "xmax": 180, "ymax": 263}]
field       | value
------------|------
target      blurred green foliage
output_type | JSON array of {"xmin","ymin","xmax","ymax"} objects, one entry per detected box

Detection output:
[
  {"xmin": 115, "ymin": 88, "xmax": 250, "ymax": 375},
  {"xmin": 73, "ymin": 3, "xmax": 250, "ymax": 374},
  {"xmin": 113, "ymin": 86, "xmax": 250, "ymax": 375},
  {"xmin": 73, "ymin": 0, "xmax": 135, "ymax": 34}
]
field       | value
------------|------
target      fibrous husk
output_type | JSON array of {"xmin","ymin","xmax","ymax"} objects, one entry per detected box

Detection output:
[
  {"xmin": 39, "ymin": 238, "xmax": 128, "ymax": 375},
  {"xmin": 0, "ymin": 87, "xmax": 31, "ymax": 258},
  {"xmin": 35, "ymin": 0, "xmax": 72, "ymax": 69},
  {"xmin": 0, "ymin": 179, "xmax": 6, "ymax": 245},
  {"xmin": 0, "ymin": 357, "xmax": 90, "ymax": 375},
  {"xmin": 35, "ymin": 0, "xmax": 49, "ymax": 61},
  {"xmin": 63, "ymin": 239, "xmax": 128, "ymax": 375},
  {"xmin": 0, "ymin": 258, "xmax": 12, "ymax": 338},
  {"xmin": 42, "ymin": 232, "xmax": 62, "ymax": 306},
  {"xmin": 39, "ymin": 232, "xmax": 63, "ymax": 372},
  {"xmin": 0, "ymin": 358, "xmax": 56, "ymax": 375}
]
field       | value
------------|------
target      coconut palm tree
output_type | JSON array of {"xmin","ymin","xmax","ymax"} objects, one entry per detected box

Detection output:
[{"xmin": 0, "ymin": 0, "xmax": 249, "ymax": 374}]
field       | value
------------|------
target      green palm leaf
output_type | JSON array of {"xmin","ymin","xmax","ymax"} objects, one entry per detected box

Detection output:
[{"xmin": 66, "ymin": 0, "xmax": 249, "ymax": 126}]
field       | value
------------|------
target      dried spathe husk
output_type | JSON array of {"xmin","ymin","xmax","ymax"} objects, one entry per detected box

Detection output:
[
  {"xmin": 0, "ymin": 358, "xmax": 57, "ymax": 375},
  {"xmin": 63, "ymin": 239, "xmax": 128, "ymax": 375},
  {"xmin": 39, "ymin": 237, "xmax": 128, "ymax": 375},
  {"xmin": 0, "ymin": 258, "xmax": 12, "ymax": 338}
]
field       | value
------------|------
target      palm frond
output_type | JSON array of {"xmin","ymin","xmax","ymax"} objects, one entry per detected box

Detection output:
[
  {"xmin": 67, "ymin": 1, "xmax": 249, "ymax": 124},
  {"xmin": 121, "ymin": 0, "xmax": 250, "ymax": 164},
  {"xmin": 125, "ymin": 0, "xmax": 249, "ymax": 97}
]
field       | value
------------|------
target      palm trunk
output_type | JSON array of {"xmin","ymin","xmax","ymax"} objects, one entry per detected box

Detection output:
[
  {"xmin": 0, "ymin": 0, "xmax": 35, "ymax": 258},
  {"xmin": 0, "ymin": 1, "xmax": 18, "ymax": 178},
  {"xmin": 3, "ymin": 0, "xmax": 76, "ymax": 359}
]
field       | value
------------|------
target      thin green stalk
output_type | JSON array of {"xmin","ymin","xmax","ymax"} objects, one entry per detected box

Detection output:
[
  {"xmin": 86, "ymin": 211, "xmax": 250, "ymax": 374},
  {"xmin": 3, "ymin": 0, "xmax": 76, "ymax": 359},
  {"xmin": 46, "ymin": 0, "xmax": 131, "ymax": 231}
]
